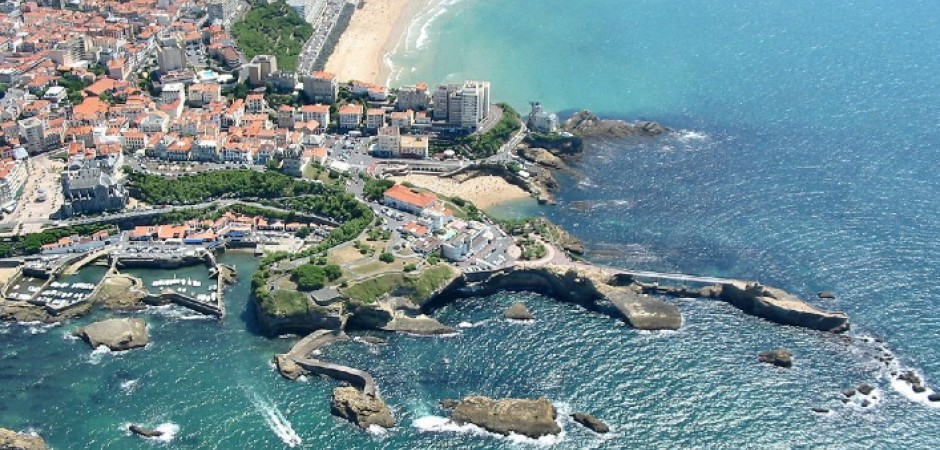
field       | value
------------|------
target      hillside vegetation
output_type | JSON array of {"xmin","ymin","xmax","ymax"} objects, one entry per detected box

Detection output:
[{"xmin": 232, "ymin": 1, "xmax": 312, "ymax": 71}]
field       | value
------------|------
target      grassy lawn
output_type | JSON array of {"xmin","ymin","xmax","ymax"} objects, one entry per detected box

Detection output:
[
  {"xmin": 265, "ymin": 289, "xmax": 310, "ymax": 317},
  {"xmin": 328, "ymin": 244, "xmax": 371, "ymax": 266},
  {"xmin": 341, "ymin": 265, "xmax": 457, "ymax": 304}
]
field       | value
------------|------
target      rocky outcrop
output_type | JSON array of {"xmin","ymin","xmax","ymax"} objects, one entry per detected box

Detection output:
[
  {"xmin": 516, "ymin": 147, "xmax": 569, "ymax": 170},
  {"xmin": 448, "ymin": 265, "xmax": 681, "ymax": 331},
  {"xmin": 74, "ymin": 318, "xmax": 149, "ymax": 351},
  {"xmin": 817, "ymin": 291, "xmax": 836, "ymax": 300},
  {"xmin": 758, "ymin": 349, "xmax": 793, "ymax": 368},
  {"xmin": 607, "ymin": 288, "xmax": 682, "ymax": 330},
  {"xmin": 128, "ymin": 425, "xmax": 163, "ymax": 438},
  {"xmin": 570, "ymin": 413, "xmax": 609, "ymax": 433},
  {"xmin": 92, "ymin": 274, "xmax": 149, "ymax": 311},
  {"xmin": 331, "ymin": 387, "xmax": 395, "ymax": 429},
  {"xmin": 273, "ymin": 354, "xmax": 304, "ymax": 381},
  {"xmin": 714, "ymin": 282, "xmax": 849, "ymax": 333},
  {"xmin": 0, "ymin": 428, "xmax": 46, "ymax": 450},
  {"xmin": 252, "ymin": 298, "xmax": 343, "ymax": 336},
  {"xmin": 382, "ymin": 314, "xmax": 455, "ymax": 335},
  {"xmin": 504, "ymin": 302, "xmax": 535, "ymax": 321},
  {"xmin": 562, "ymin": 111, "xmax": 667, "ymax": 139},
  {"xmin": 450, "ymin": 396, "xmax": 560, "ymax": 438}
]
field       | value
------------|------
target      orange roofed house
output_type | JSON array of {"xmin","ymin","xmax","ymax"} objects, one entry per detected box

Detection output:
[{"xmin": 382, "ymin": 184, "xmax": 438, "ymax": 215}]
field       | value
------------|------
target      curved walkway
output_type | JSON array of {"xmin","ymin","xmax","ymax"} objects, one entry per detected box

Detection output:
[{"xmin": 282, "ymin": 330, "xmax": 378, "ymax": 397}]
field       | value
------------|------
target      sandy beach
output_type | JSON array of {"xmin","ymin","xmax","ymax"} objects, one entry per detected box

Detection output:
[
  {"xmin": 390, "ymin": 174, "xmax": 532, "ymax": 210},
  {"xmin": 325, "ymin": 0, "xmax": 429, "ymax": 85}
]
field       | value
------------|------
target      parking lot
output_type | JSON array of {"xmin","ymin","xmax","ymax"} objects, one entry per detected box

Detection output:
[{"xmin": 6, "ymin": 155, "xmax": 66, "ymax": 233}]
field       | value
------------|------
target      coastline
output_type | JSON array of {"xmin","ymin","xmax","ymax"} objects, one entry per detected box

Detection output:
[{"xmin": 324, "ymin": 0, "xmax": 432, "ymax": 85}]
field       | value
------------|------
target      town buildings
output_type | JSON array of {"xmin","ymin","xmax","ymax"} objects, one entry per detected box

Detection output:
[
  {"xmin": 302, "ymin": 71, "xmax": 338, "ymax": 103},
  {"xmin": 60, "ymin": 153, "xmax": 127, "ymax": 218}
]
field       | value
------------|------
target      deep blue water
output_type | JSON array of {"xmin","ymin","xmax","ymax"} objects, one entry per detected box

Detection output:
[{"xmin": 2, "ymin": 0, "xmax": 939, "ymax": 448}]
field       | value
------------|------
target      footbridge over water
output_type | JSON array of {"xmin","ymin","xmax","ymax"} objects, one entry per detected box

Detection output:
[{"xmin": 595, "ymin": 265, "xmax": 741, "ymax": 286}]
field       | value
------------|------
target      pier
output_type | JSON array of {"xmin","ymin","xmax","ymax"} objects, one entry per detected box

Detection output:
[{"xmin": 281, "ymin": 330, "xmax": 378, "ymax": 397}]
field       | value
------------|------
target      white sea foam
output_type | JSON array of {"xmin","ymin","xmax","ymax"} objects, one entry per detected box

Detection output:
[
  {"xmin": 14, "ymin": 321, "xmax": 61, "ymax": 335},
  {"xmin": 675, "ymin": 129, "xmax": 709, "ymax": 142},
  {"xmin": 88, "ymin": 345, "xmax": 114, "ymax": 365},
  {"xmin": 120, "ymin": 379, "xmax": 139, "ymax": 394},
  {"xmin": 366, "ymin": 424, "xmax": 389, "ymax": 438},
  {"xmin": 457, "ymin": 319, "xmax": 488, "ymax": 328},
  {"xmin": 414, "ymin": 415, "xmax": 563, "ymax": 446},
  {"xmin": 247, "ymin": 390, "xmax": 302, "ymax": 447}
]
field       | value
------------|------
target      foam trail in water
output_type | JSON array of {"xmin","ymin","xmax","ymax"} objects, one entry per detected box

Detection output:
[{"xmin": 246, "ymin": 390, "xmax": 302, "ymax": 447}]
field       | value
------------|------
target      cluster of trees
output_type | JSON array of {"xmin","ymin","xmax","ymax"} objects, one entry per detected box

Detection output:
[
  {"xmin": 362, "ymin": 177, "xmax": 395, "ymax": 201},
  {"xmin": 128, "ymin": 170, "xmax": 331, "ymax": 205},
  {"xmin": 460, "ymin": 103, "xmax": 522, "ymax": 158},
  {"xmin": 2, "ymin": 224, "xmax": 116, "ymax": 256},
  {"xmin": 231, "ymin": 1, "xmax": 313, "ymax": 71},
  {"xmin": 291, "ymin": 262, "xmax": 342, "ymax": 291},
  {"xmin": 57, "ymin": 75, "xmax": 90, "ymax": 105}
]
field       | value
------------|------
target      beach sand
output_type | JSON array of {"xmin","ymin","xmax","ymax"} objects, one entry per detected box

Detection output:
[
  {"xmin": 325, "ymin": 0, "xmax": 429, "ymax": 85},
  {"xmin": 390, "ymin": 174, "xmax": 532, "ymax": 210}
]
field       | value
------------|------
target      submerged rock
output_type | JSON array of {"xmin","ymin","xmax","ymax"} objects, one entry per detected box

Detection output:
[
  {"xmin": 758, "ymin": 349, "xmax": 793, "ymax": 368},
  {"xmin": 842, "ymin": 388, "xmax": 856, "ymax": 398},
  {"xmin": 331, "ymin": 387, "xmax": 395, "ymax": 429},
  {"xmin": 128, "ymin": 425, "xmax": 163, "ymax": 438},
  {"xmin": 928, "ymin": 393, "xmax": 940, "ymax": 402},
  {"xmin": 570, "ymin": 412, "xmax": 610, "ymax": 433},
  {"xmin": 360, "ymin": 336, "xmax": 387, "ymax": 345},
  {"xmin": 0, "ymin": 428, "xmax": 46, "ymax": 450},
  {"xmin": 857, "ymin": 384, "xmax": 875, "ymax": 396},
  {"xmin": 811, "ymin": 407, "xmax": 830, "ymax": 414},
  {"xmin": 74, "ymin": 318, "xmax": 149, "ymax": 351},
  {"xmin": 504, "ymin": 302, "xmax": 535, "ymax": 321},
  {"xmin": 817, "ymin": 291, "xmax": 836, "ymax": 300},
  {"xmin": 450, "ymin": 396, "xmax": 561, "ymax": 439}
]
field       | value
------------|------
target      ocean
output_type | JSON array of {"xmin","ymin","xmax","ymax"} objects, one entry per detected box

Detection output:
[{"xmin": 2, "ymin": 0, "xmax": 939, "ymax": 448}]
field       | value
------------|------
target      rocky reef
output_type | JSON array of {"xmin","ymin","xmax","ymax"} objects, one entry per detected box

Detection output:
[
  {"xmin": 443, "ymin": 264, "xmax": 683, "ymax": 331},
  {"xmin": 562, "ymin": 110, "xmax": 668, "ymax": 139},
  {"xmin": 758, "ymin": 348, "xmax": 794, "ymax": 368},
  {"xmin": 445, "ymin": 396, "xmax": 560, "ymax": 438},
  {"xmin": 0, "ymin": 428, "xmax": 46, "ymax": 450},
  {"xmin": 504, "ymin": 302, "xmax": 534, "ymax": 321},
  {"xmin": 570, "ymin": 412, "xmax": 610, "ymax": 433},
  {"xmin": 714, "ymin": 282, "xmax": 849, "ymax": 333},
  {"xmin": 331, "ymin": 387, "xmax": 396, "ymax": 429},
  {"xmin": 74, "ymin": 318, "xmax": 149, "ymax": 351}
]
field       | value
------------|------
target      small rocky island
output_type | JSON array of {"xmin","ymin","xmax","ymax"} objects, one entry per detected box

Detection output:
[
  {"xmin": 0, "ymin": 428, "xmax": 47, "ymax": 450},
  {"xmin": 74, "ymin": 318, "xmax": 150, "ymax": 351},
  {"xmin": 442, "ymin": 396, "xmax": 561, "ymax": 438}
]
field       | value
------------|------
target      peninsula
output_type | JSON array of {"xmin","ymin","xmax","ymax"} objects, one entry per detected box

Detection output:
[{"xmin": 0, "ymin": 1, "xmax": 914, "ymax": 446}]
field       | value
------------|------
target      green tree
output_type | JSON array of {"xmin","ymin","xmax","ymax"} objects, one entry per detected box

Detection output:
[{"xmin": 379, "ymin": 252, "xmax": 395, "ymax": 263}]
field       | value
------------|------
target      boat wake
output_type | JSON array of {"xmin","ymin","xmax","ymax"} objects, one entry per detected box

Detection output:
[{"xmin": 246, "ymin": 390, "xmax": 302, "ymax": 447}]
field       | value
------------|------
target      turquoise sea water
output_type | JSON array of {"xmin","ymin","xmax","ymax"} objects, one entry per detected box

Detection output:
[{"xmin": 3, "ymin": 1, "xmax": 940, "ymax": 448}]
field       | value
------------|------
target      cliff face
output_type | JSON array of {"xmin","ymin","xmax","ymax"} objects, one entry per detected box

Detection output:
[
  {"xmin": 252, "ymin": 300, "xmax": 344, "ymax": 336},
  {"xmin": 0, "ymin": 428, "xmax": 46, "ymax": 450}
]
